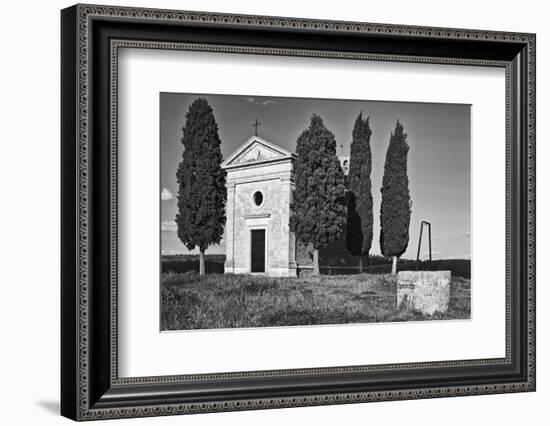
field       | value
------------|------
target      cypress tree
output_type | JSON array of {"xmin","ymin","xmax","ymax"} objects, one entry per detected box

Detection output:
[
  {"xmin": 346, "ymin": 112, "xmax": 373, "ymax": 273},
  {"xmin": 175, "ymin": 98, "xmax": 226, "ymax": 275},
  {"xmin": 290, "ymin": 114, "xmax": 347, "ymax": 275},
  {"xmin": 380, "ymin": 120, "xmax": 411, "ymax": 274}
]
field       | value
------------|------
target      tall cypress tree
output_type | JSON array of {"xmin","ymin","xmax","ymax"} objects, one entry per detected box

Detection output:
[
  {"xmin": 380, "ymin": 120, "xmax": 411, "ymax": 274},
  {"xmin": 346, "ymin": 112, "xmax": 373, "ymax": 273},
  {"xmin": 290, "ymin": 114, "xmax": 347, "ymax": 275},
  {"xmin": 175, "ymin": 98, "xmax": 226, "ymax": 275}
]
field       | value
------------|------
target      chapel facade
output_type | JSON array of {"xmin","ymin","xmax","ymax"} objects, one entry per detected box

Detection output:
[{"xmin": 221, "ymin": 136, "xmax": 298, "ymax": 277}]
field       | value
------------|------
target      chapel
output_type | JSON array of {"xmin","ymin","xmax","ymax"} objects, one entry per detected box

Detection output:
[
  {"xmin": 221, "ymin": 135, "xmax": 298, "ymax": 277},
  {"xmin": 221, "ymin": 135, "xmax": 349, "ymax": 277}
]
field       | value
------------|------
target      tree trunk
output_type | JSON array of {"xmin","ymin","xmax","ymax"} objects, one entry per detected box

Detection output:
[
  {"xmin": 391, "ymin": 255, "xmax": 397, "ymax": 275},
  {"xmin": 358, "ymin": 256, "xmax": 363, "ymax": 273},
  {"xmin": 199, "ymin": 250, "xmax": 205, "ymax": 276},
  {"xmin": 313, "ymin": 249, "xmax": 320, "ymax": 275}
]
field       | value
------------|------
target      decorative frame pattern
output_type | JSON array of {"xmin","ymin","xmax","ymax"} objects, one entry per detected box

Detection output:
[{"xmin": 61, "ymin": 4, "xmax": 536, "ymax": 421}]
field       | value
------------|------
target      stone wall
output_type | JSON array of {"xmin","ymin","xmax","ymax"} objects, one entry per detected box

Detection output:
[{"xmin": 397, "ymin": 270, "xmax": 451, "ymax": 315}]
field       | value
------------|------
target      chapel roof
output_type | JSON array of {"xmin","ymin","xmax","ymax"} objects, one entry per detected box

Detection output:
[{"xmin": 221, "ymin": 135, "xmax": 296, "ymax": 169}]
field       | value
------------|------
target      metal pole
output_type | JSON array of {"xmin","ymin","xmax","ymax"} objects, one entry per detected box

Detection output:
[
  {"xmin": 428, "ymin": 222, "xmax": 432, "ymax": 262},
  {"xmin": 417, "ymin": 221, "xmax": 433, "ymax": 266},
  {"xmin": 416, "ymin": 222, "xmax": 424, "ymax": 263}
]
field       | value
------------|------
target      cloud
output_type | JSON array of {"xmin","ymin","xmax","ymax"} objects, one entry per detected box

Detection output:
[
  {"xmin": 161, "ymin": 220, "xmax": 177, "ymax": 232},
  {"xmin": 245, "ymin": 98, "xmax": 276, "ymax": 106},
  {"xmin": 161, "ymin": 187, "xmax": 173, "ymax": 201}
]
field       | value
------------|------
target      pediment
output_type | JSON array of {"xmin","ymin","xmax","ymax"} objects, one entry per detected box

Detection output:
[
  {"xmin": 222, "ymin": 136, "xmax": 294, "ymax": 168},
  {"xmin": 233, "ymin": 142, "xmax": 282, "ymax": 164}
]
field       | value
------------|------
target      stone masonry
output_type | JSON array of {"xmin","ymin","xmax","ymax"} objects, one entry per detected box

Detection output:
[
  {"xmin": 397, "ymin": 270, "xmax": 451, "ymax": 315},
  {"xmin": 221, "ymin": 136, "xmax": 297, "ymax": 277}
]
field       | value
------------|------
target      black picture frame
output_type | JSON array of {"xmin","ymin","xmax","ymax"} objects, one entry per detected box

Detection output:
[{"xmin": 61, "ymin": 4, "xmax": 536, "ymax": 421}]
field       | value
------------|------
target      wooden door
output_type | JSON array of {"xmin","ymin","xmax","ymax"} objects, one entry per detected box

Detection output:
[{"xmin": 250, "ymin": 229, "xmax": 266, "ymax": 273}]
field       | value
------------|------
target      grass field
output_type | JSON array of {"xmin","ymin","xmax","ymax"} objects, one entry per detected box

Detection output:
[{"xmin": 161, "ymin": 272, "xmax": 470, "ymax": 331}]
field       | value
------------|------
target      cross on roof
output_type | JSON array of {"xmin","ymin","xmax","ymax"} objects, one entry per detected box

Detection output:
[{"xmin": 252, "ymin": 118, "xmax": 261, "ymax": 136}]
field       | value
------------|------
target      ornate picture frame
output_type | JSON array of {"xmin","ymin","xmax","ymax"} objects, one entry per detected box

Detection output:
[{"xmin": 61, "ymin": 4, "xmax": 535, "ymax": 421}]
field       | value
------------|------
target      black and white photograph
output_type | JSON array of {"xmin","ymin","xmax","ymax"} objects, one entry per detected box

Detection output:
[
  {"xmin": 55, "ymin": 2, "xmax": 537, "ymax": 422},
  {"xmin": 160, "ymin": 93, "xmax": 471, "ymax": 331}
]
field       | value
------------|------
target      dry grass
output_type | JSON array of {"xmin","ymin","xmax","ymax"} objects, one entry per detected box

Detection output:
[{"xmin": 161, "ymin": 272, "xmax": 471, "ymax": 331}]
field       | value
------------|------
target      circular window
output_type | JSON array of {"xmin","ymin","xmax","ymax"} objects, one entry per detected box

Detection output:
[{"xmin": 253, "ymin": 191, "xmax": 264, "ymax": 206}]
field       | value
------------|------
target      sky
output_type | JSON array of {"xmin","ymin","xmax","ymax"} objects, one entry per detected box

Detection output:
[{"xmin": 160, "ymin": 92, "xmax": 471, "ymax": 260}]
